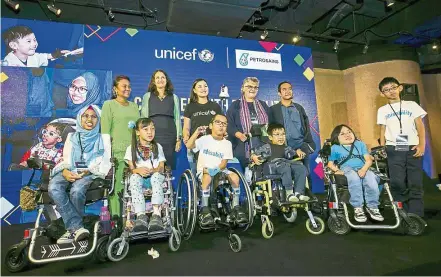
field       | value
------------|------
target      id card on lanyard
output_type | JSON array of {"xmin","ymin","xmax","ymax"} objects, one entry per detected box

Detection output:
[
  {"xmin": 389, "ymin": 101, "xmax": 409, "ymax": 151},
  {"xmin": 76, "ymin": 133, "xmax": 88, "ymax": 174}
]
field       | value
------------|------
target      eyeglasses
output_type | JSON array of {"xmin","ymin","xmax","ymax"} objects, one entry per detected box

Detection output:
[
  {"xmin": 41, "ymin": 129, "xmax": 60, "ymax": 138},
  {"xmin": 244, "ymin": 85, "xmax": 259, "ymax": 91},
  {"xmin": 81, "ymin": 114, "xmax": 98, "ymax": 120},
  {"xmin": 382, "ymin": 86, "xmax": 399, "ymax": 93},
  {"xmin": 271, "ymin": 133, "xmax": 286, "ymax": 137},
  {"xmin": 69, "ymin": 84, "xmax": 88, "ymax": 94},
  {"xmin": 213, "ymin": 120, "xmax": 227, "ymax": 127}
]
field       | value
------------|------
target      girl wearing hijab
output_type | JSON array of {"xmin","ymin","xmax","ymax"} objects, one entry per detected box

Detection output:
[
  {"xmin": 49, "ymin": 105, "xmax": 111, "ymax": 244},
  {"xmin": 67, "ymin": 72, "xmax": 103, "ymax": 116}
]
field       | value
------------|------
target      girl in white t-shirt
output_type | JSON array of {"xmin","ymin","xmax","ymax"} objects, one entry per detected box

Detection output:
[{"xmin": 125, "ymin": 118, "xmax": 166, "ymax": 232}]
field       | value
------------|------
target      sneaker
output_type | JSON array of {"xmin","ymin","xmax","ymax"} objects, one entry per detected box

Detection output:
[
  {"xmin": 199, "ymin": 207, "xmax": 214, "ymax": 227},
  {"xmin": 148, "ymin": 214, "xmax": 164, "ymax": 232},
  {"xmin": 354, "ymin": 207, "xmax": 367, "ymax": 223},
  {"xmin": 74, "ymin": 227, "xmax": 90, "ymax": 242},
  {"xmin": 231, "ymin": 206, "xmax": 248, "ymax": 224},
  {"xmin": 287, "ymin": 193, "xmax": 310, "ymax": 203},
  {"xmin": 57, "ymin": 231, "xmax": 75, "ymax": 244},
  {"xmin": 287, "ymin": 194, "xmax": 299, "ymax": 202},
  {"xmin": 133, "ymin": 214, "xmax": 149, "ymax": 232},
  {"xmin": 366, "ymin": 207, "xmax": 384, "ymax": 222}
]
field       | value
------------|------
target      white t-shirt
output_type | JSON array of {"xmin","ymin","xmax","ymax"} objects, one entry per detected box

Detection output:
[
  {"xmin": 124, "ymin": 143, "xmax": 166, "ymax": 169},
  {"xmin": 3, "ymin": 52, "xmax": 49, "ymax": 67},
  {"xmin": 377, "ymin": 100, "xmax": 426, "ymax": 146},
  {"xmin": 193, "ymin": 135, "xmax": 233, "ymax": 173}
]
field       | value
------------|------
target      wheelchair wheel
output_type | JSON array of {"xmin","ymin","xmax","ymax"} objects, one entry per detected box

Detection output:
[
  {"xmin": 228, "ymin": 234, "xmax": 242, "ymax": 253},
  {"xmin": 94, "ymin": 235, "xmax": 110, "ymax": 262},
  {"xmin": 283, "ymin": 209, "xmax": 297, "ymax": 223},
  {"xmin": 402, "ymin": 213, "xmax": 426, "ymax": 236},
  {"xmin": 262, "ymin": 220, "xmax": 274, "ymax": 239},
  {"xmin": 327, "ymin": 214, "xmax": 351, "ymax": 235},
  {"xmin": 107, "ymin": 238, "xmax": 129, "ymax": 262},
  {"xmin": 306, "ymin": 216, "xmax": 325, "ymax": 235},
  {"xmin": 5, "ymin": 244, "xmax": 29, "ymax": 273},
  {"xmin": 228, "ymin": 167, "xmax": 255, "ymax": 230},
  {"xmin": 175, "ymin": 170, "xmax": 197, "ymax": 240},
  {"xmin": 168, "ymin": 228, "xmax": 181, "ymax": 252}
]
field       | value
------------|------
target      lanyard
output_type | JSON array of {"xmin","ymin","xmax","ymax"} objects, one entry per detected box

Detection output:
[
  {"xmin": 78, "ymin": 133, "xmax": 85, "ymax": 161},
  {"xmin": 388, "ymin": 101, "xmax": 402, "ymax": 134}
]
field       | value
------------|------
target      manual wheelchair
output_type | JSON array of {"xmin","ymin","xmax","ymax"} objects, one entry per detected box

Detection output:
[
  {"xmin": 319, "ymin": 140, "xmax": 427, "ymax": 235},
  {"xmin": 4, "ymin": 156, "xmax": 116, "ymax": 273},
  {"xmin": 245, "ymin": 125, "xmax": 325, "ymax": 239},
  {"xmin": 175, "ymin": 166, "xmax": 254, "ymax": 252},
  {"xmin": 105, "ymin": 166, "xmax": 181, "ymax": 262}
]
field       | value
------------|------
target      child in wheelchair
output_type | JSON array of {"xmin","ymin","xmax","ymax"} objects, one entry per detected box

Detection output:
[
  {"xmin": 250, "ymin": 123, "xmax": 309, "ymax": 203},
  {"xmin": 327, "ymin": 124, "xmax": 384, "ymax": 223},
  {"xmin": 186, "ymin": 114, "xmax": 248, "ymax": 227},
  {"xmin": 125, "ymin": 118, "xmax": 167, "ymax": 232}
]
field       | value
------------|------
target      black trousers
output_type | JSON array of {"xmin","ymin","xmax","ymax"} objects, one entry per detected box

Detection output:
[{"xmin": 386, "ymin": 146, "xmax": 424, "ymax": 217}]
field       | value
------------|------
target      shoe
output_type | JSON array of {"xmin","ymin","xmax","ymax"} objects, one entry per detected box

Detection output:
[
  {"xmin": 57, "ymin": 231, "xmax": 75, "ymax": 244},
  {"xmin": 288, "ymin": 193, "xmax": 310, "ymax": 203},
  {"xmin": 366, "ymin": 207, "xmax": 384, "ymax": 222},
  {"xmin": 133, "ymin": 214, "xmax": 149, "ymax": 232},
  {"xmin": 199, "ymin": 207, "xmax": 214, "ymax": 227},
  {"xmin": 148, "ymin": 214, "xmax": 164, "ymax": 232},
  {"xmin": 231, "ymin": 206, "xmax": 248, "ymax": 224},
  {"xmin": 354, "ymin": 207, "xmax": 367, "ymax": 223},
  {"xmin": 287, "ymin": 194, "xmax": 299, "ymax": 202},
  {"xmin": 74, "ymin": 227, "xmax": 90, "ymax": 242}
]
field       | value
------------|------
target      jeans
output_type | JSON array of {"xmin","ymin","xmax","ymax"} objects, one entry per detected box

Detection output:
[
  {"xmin": 342, "ymin": 167, "xmax": 380, "ymax": 209},
  {"xmin": 48, "ymin": 172, "xmax": 93, "ymax": 232},
  {"xmin": 129, "ymin": 173, "xmax": 165, "ymax": 214},
  {"xmin": 274, "ymin": 160, "xmax": 307, "ymax": 194}
]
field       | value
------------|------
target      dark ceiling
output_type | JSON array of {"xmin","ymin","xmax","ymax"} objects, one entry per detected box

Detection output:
[{"xmin": 2, "ymin": 0, "xmax": 441, "ymax": 71}]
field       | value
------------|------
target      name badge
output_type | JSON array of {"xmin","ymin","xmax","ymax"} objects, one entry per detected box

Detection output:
[
  {"xmin": 395, "ymin": 134, "xmax": 409, "ymax": 151},
  {"xmin": 75, "ymin": 161, "xmax": 88, "ymax": 174}
]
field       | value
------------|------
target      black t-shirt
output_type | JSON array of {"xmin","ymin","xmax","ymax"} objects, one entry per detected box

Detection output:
[
  {"xmin": 270, "ymin": 144, "xmax": 286, "ymax": 160},
  {"xmin": 183, "ymin": 101, "xmax": 223, "ymax": 134},
  {"xmin": 247, "ymin": 102, "xmax": 258, "ymax": 124}
]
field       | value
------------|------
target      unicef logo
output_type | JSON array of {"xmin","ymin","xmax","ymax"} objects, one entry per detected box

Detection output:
[
  {"xmin": 198, "ymin": 49, "xmax": 214, "ymax": 63},
  {"xmin": 239, "ymin": 53, "xmax": 249, "ymax": 66}
]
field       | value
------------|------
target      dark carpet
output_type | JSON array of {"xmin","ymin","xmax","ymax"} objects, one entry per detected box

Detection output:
[{"xmin": 2, "ymin": 179, "xmax": 441, "ymax": 276}]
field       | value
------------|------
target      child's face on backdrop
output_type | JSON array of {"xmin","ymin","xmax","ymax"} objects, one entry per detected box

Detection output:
[
  {"xmin": 338, "ymin": 126, "xmax": 355, "ymax": 145},
  {"xmin": 137, "ymin": 123, "xmax": 155, "ymax": 143},
  {"xmin": 210, "ymin": 115, "xmax": 227, "ymax": 137},
  {"xmin": 41, "ymin": 125, "xmax": 62, "ymax": 148},
  {"xmin": 81, "ymin": 109, "xmax": 98, "ymax": 130},
  {"xmin": 10, "ymin": 33, "xmax": 38, "ymax": 56},
  {"xmin": 194, "ymin": 80, "xmax": 209, "ymax": 99},
  {"xmin": 269, "ymin": 128, "xmax": 286, "ymax": 146},
  {"xmin": 69, "ymin": 77, "xmax": 88, "ymax": 104},
  {"xmin": 380, "ymin": 82, "xmax": 402, "ymax": 101}
]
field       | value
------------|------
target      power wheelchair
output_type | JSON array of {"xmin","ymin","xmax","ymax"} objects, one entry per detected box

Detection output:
[
  {"xmin": 175, "ymin": 166, "xmax": 254, "ymax": 252},
  {"xmin": 4, "ymin": 156, "xmax": 116, "ymax": 273},
  {"xmin": 105, "ymin": 166, "xmax": 181, "ymax": 262},
  {"xmin": 245, "ymin": 124, "xmax": 325, "ymax": 239},
  {"xmin": 319, "ymin": 140, "xmax": 427, "ymax": 235}
]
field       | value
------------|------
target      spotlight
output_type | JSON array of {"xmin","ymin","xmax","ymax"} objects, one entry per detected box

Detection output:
[
  {"xmin": 47, "ymin": 3, "xmax": 61, "ymax": 16},
  {"xmin": 385, "ymin": 0, "xmax": 395, "ymax": 7},
  {"xmin": 4, "ymin": 0, "xmax": 19, "ymax": 11},
  {"xmin": 333, "ymin": 40, "xmax": 340, "ymax": 52},
  {"xmin": 292, "ymin": 34, "xmax": 301, "ymax": 44},
  {"xmin": 432, "ymin": 41, "xmax": 439, "ymax": 50},
  {"xmin": 362, "ymin": 44, "xmax": 369, "ymax": 54},
  {"xmin": 108, "ymin": 8, "xmax": 115, "ymax": 21},
  {"xmin": 260, "ymin": 30, "xmax": 268, "ymax": 40}
]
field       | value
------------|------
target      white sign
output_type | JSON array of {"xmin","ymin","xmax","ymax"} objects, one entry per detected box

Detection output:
[{"xmin": 235, "ymin": 49, "xmax": 282, "ymax": 72}]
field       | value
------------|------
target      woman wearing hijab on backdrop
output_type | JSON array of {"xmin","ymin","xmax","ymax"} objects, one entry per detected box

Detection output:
[
  {"xmin": 140, "ymin": 70, "xmax": 182, "ymax": 170},
  {"xmin": 101, "ymin": 75, "xmax": 140, "ymax": 218},
  {"xmin": 48, "ymin": 105, "xmax": 111, "ymax": 244},
  {"xmin": 67, "ymin": 72, "xmax": 105, "ymax": 117},
  {"xmin": 226, "ymin": 77, "xmax": 269, "ymax": 169}
]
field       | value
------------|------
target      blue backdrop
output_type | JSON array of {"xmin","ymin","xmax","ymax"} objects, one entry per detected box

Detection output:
[{"xmin": 1, "ymin": 18, "xmax": 323, "ymax": 225}]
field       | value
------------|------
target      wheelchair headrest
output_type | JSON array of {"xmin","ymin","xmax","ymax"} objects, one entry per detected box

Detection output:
[
  {"xmin": 319, "ymin": 139, "xmax": 332, "ymax": 157},
  {"xmin": 250, "ymin": 124, "xmax": 266, "ymax": 136}
]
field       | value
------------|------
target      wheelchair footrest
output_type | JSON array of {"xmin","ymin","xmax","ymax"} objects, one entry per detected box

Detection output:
[{"xmin": 35, "ymin": 239, "xmax": 92, "ymax": 260}]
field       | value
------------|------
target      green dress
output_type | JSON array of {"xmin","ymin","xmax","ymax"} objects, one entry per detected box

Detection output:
[{"xmin": 101, "ymin": 99, "xmax": 140, "ymax": 217}]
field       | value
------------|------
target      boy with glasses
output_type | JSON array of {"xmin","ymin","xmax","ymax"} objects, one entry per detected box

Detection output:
[
  {"xmin": 377, "ymin": 77, "xmax": 427, "ymax": 217},
  {"xmin": 187, "ymin": 114, "xmax": 247, "ymax": 227}
]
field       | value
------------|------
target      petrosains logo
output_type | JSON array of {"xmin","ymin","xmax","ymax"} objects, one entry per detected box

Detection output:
[
  {"xmin": 235, "ymin": 49, "xmax": 282, "ymax": 71},
  {"xmin": 155, "ymin": 47, "xmax": 214, "ymax": 62}
]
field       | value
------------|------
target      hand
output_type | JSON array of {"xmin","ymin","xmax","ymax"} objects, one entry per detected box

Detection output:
[
  {"xmin": 412, "ymin": 144, "xmax": 425, "ymax": 157},
  {"xmin": 358, "ymin": 168, "xmax": 367, "ymax": 178},
  {"xmin": 78, "ymin": 170, "xmax": 90, "ymax": 178},
  {"xmin": 296, "ymin": 149, "xmax": 306, "ymax": 159},
  {"xmin": 251, "ymin": 154, "xmax": 263, "ymax": 165},
  {"xmin": 19, "ymin": 161, "xmax": 28, "ymax": 167},
  {"xmin": 334, "ymin": 170, "xmax": 344, "ymax": 175},
  {"xmin": 236, "ymin": 132, "xmax": 247, "ymax": 142},
  {"xmin": 175, "ymin": 140, "xmax": 181, "ymax": 152},
  {"xmin": 135, "ymin": 167, "xmax": 150, "ymax": 177},
  {"xmin": 62, "ymin": 169, "xmax": 82, "ymax": 182}
]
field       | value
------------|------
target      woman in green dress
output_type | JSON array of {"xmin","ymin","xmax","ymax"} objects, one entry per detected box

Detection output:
[{"xmin": 101, "ymin": 75, "xmax": 139, "ymax": 217}]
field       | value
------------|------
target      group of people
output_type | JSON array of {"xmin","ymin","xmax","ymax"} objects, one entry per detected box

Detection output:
[{"xmin": 19, "ymin": 70, "xmax": 427, "ymax": 244}]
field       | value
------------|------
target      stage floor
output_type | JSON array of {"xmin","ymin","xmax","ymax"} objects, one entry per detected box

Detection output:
[{"xmin": 2, "ymin": 179, "xmax": 441, "ymax": 276}]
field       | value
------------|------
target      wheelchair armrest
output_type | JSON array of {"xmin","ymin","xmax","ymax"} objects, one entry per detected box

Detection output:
[
  {"xmin": 8, "ymin": 163, "xmax": 29, "ymax": 171},
  {"xmin": 27, "ymin": 158, "xmax": 55, "ymax": 170}
]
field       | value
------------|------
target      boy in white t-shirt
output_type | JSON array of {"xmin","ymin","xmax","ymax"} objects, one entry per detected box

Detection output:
[
  {"xmin": 377, "ymin": 77, "xmax": 427, "ymax": 217},
  {"xmin": 187, "ymin": 114, "xmax": 247, "ymax": 227}
]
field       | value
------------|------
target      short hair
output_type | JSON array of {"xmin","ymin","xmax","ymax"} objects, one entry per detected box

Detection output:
[
  {"xmin": 45, "ymin": 122, "xmax": 64, "ymax": 135},
  {"xmin": 210, "ymin": 113, "xmax": 227, "ymax": 123},
  {"xmin": 2, "ymin": 25, "xmax": 34, "ymax": 53},
  {"xmin": 378, "ymin": 77, "xmax": 400, "ymax": 92},
  {"xmin": 277, "ymin": 81, "xmax": 291, "ymax": 92},
  {"xmin": 241, "ymin": 77, "xmax": 260, "ymax": 87},
  {"xmin": 112, "ymin": 75, "xmax": 131, "ymax": 99},
  {"xmin": 329, "ymin": 124, "xmax": 358, "ymax": 145},
  {"xmin": 267, "ymin": 123, "xmax": 285, "ymax": 136}
]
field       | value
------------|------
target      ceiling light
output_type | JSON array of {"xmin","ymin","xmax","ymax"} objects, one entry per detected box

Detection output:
[
  {"xmin": 260, "ymin": 30, "xmax": 268, "ymax": 40},
  {"xmin": 333, "ymin": 40, "xmax": 340, "ymax": 52},
  {"xmin": 292, "ymin": 34, "xmax": 301, "ymax": 44},
  {"xmin": 108, "ymin": 8, "xmax": 115, "ymax": 21},
  {"xmin": 362, "ymin": 44, "xmax": 369, "ymax": 54},
  {"xmin": 47, "ymin": 3, "xmax": 61, "ymax": 16},
  {"xmin": 4, "ymin": 0, "xmax": 19, "ymax": 11},
  {"xmin": 385, "ymin": 0, "xmax": 395, "ymax": 7},
  {"xmin": 432, "ymin": 41, "xmax": 439, "ymax": 50}
]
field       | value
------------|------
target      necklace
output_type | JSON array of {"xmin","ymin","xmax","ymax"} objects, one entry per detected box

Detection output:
[{"xmin": 158, "ymin": 94, "xmax": 166, "ymax": 101}]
